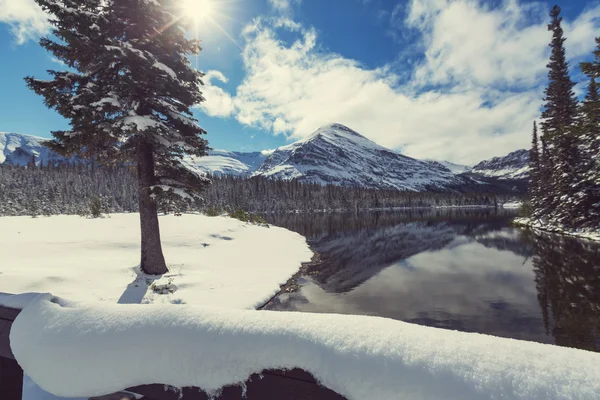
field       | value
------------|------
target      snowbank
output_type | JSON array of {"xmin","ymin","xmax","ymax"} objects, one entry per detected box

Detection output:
[
  {"xmin": 514, "ymin": 217, "xmax": 600, "ymax": 242},
  {"xmin": 0, "ymin": 214, "xmax": 312, "ymax": 309},
  {"xmin": 10, "ymin": 294, "xmax": 600, "ymax": 400}
]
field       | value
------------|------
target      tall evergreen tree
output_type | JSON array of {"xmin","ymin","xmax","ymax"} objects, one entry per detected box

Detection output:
[
  {"xmin": 529, "ymin": 121, "xmax": 541, "ymax": 216},
  {"xmin": 25, "ymin": 0, "xmax": 210, "ymax": 275},
  {"xmin": 579, "ymin": 38, "xmax": 600, "ymax": 164},
  {"xmin": 539, "ymin": 5, "xmax": 579, "ymax": 225},
  {"xmin": 541, "ymin": 6, "xmax": 579, "ymax": 140},
  {"xmin": 575, "ymin": 37, "xmax": 600, "ymax": 226}
]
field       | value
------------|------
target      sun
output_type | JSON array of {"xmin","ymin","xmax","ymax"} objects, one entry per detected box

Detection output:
[{"xmin": 180, "ymin": 0, "xmax": 215, "ymax": 22}]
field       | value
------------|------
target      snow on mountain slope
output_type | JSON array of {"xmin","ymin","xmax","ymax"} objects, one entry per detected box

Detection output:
[
  {"xmin": 2, "ymin": 130, "xmax": 526, "ymax": 193},
  {"xmin": 252, "ymin": 124, "xmax": 462, "ymax": 191},
  {"xmin": 187, "ymin": 150, "xmax": 272, "ymax": 177},
  {"xmin": 471, "ymin": 150, "xmax": 529, "ymax": 180},
  {"xmin": 0, "ymin": 132, "xmax": 69, "ymax": 166},
  {"xmin": 426, "ymin": 160, "xmax": 471, "ymax": 175}
]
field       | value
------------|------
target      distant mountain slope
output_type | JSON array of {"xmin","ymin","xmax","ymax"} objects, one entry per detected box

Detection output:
[
  {"xmin": 471, "ymin": 150, "xmax": 529, "ymax": 180},
  {"xmin": 252, "ymin": 124, "xmax": 462, "ymax": 191},
  {"xmin": 0, "ymin": 132, "xmax": 268, "ymax": 176},
  {"xmin": 187, "ymin": 150, "xmax": 272, "ymax": 177},
  {"xmin": 426, "ymin": 160, "xmax": 471, "ymax": 175},
  {"xmin": 1, "ymin": 130, "xmax": 527, "ymax": 194},
  {"xmin": 0, "ymin": 132, "xmax": 70, "ymax": 166}
]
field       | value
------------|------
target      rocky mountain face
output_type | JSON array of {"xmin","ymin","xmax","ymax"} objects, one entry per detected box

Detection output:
[
  {"xmin": 425, "ymin": 160, "xmax": 471, "ymax": 175},
  {"xmin": 0, "ymin": 132, "xmax": 71, "ymax": 166},
  {"xmin": 471, "ymin": 149, "xmax": 530, "ymax": 180},
  {"xmin": 251, "ymin": 124, "xmax": 463, "ymax": 191}
]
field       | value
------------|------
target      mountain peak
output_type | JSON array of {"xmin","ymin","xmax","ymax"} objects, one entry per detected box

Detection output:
[
  {"xmin": 312, "ymin": 123, "xmax": 363, "ymax": 138},
  {"xmin": 252, "ymin": 124, "xmax": 461, "ymax": 191}
]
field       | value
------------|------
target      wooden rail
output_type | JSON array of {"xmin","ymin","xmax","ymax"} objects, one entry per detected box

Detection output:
[{"xmin": 0, "ymin": 302, "xmax": 346, "ymax": 400}]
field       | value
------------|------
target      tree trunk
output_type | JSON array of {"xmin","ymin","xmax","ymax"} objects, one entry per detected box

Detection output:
[{"xmin": 137, "ymin": 139, "xmax": 168, "ymax": 275}]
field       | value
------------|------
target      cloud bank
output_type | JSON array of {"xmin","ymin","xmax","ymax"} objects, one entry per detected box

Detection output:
[
  {"xmin": 0, "ymin": 0, "xmax": 49, "ymax": 44},
  {"xmin": 207, "ymin": 0, "xmax": 600, "ymax": 164}
]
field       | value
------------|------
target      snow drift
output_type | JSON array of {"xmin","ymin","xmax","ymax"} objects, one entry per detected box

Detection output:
[{"xmin": 9, "ymin": 293, "xmax": 600, "ymax": 400}]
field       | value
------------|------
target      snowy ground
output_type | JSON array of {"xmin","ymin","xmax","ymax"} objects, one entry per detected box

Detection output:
[
  {"xmin": 1, "ymin": 213, "xmax": 311, "ymax": 400},
  {"xmin": 0, "ymin": 213, "xmax": 312, "ymax": 309},
  {"xmin": 514, "ymin": 217, "xmax": 600, "ymax": 242},
  {"xmin": 6, "ymin": 293, "xmax": 600, "ymax": 400}
]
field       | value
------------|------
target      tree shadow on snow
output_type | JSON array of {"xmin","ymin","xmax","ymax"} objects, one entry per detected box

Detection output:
[{"xmin": 117, "ymin": 266, "xmax": 162, "ymax": 304}]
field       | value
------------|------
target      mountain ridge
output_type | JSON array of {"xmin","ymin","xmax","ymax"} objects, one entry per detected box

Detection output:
[
  {"xmin": 0, "ymin": 132, "xmax": 72, "ymax": 166},
  {"xmin": 251, "ymin": 124, "xmax": 461, "ymax": 191},
  {"xmin": 471, "ymin": 149, "xmax": 529, "ymax": 180},
  {"xmin": 1, "ymin": 127, "xmax": 528, "ymax": 192}
]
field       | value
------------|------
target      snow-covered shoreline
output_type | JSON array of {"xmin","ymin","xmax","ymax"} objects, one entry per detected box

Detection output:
[
  {"xmin": 0, "ymin": 213, "xmax": 312, "ymax": 308},
  {"xmin": 514, "ymin": 217, "xmax": 600, "ymax": 242},
  {"xmin": 8, "ymin": 293, "xmax": 600, "ymax": 400}
]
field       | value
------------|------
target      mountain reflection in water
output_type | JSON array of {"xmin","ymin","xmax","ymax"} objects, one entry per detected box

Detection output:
[{"xmin": 264, "ymin": 209, "xmax": 600, "ymax": 352}]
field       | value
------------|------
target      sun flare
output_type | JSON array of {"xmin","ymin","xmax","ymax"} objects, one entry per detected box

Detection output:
[{"xmin": 181, "ymin": 0, "xmax": 215, "ymax": 22}]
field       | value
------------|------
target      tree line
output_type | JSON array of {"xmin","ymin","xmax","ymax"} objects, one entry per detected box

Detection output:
[
  {"xmin": 0, "ymin": 163, "xmax": 138, "ymax": 217},
  {"xmin": 201, "ymin": 175, "xmax": 519, "ymax": 213},
  {"xmin": 0, "ymin": 164, "xmax": 521, "ymax": 217},
  {"xmin": 528, "ymin": 6, "xmax": 600, "ymax": 229}
]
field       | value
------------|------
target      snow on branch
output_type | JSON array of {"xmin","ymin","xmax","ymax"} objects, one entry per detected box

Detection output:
[
  {"xmin": 9, "ymin": 294, "xmax": 600, "ymax": 400},
  {"xmin": 153, "ymin": 62, "xmax": 177, "ymax": 80},
  {"xmin": 121, "ymin": 115, "xmax": 166, "ymax": 131}
]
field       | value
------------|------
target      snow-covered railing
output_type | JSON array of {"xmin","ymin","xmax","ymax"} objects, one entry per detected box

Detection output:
[
  {"xmin": 2, "ymin": 292, "xmax": 600, "ymax": 400},
  {"xmin": 0, "ymin": 302, "xmax": 22, "ymax": 399},
  {"xmin": 0, "ymin": 293, "xmax": 344, "ymax": 400}
]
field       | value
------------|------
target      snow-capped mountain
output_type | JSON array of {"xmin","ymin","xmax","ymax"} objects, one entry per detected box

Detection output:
[
  {"xmin": 1, "ymin": 129, "xmax": 527, "ymax": 193},
  {"xmin": 187, "ymin": 150, "xmax": 272, "ymax": 177},
  {"xmin": 252, "ymin": 124, "xmax": 462, "ymax": 191},
  {"xmin": 471, "ymin": 150, "xmax": 529, "ymax": 180},
  {"xmin": 426, "ymin": 160, "xmax": 472, "ymax": 175},
  {"xmin": 0, "ymin": 132, "xmax": 69, "ymax": 166}
]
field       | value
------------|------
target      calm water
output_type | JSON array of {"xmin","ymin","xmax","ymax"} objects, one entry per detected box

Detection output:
[{"xmin": 264, "ymin": 209, "xmax": 600, "ymax": 352}]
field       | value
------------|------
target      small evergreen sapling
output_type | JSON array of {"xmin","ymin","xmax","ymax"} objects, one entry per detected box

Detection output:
[{"xmin": 89, "ymin": 196, "xmax": 103, "ymax": 219}]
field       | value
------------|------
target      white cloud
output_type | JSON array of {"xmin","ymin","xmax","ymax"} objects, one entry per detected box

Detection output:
[
  {"xmin": 197, "ymin": 70, "xmax": 236, "ymax": 118},
  {"xmin": 405, "ymin": 0, "xmax": 599, "ymax": 90},
  {"xmin": 216, "ymin": 0, "xmax": 600, "ymax": 165},
  {"xmin": 267, "ymin": 0, "xmax": 301, "ymax": 14},
  {"xmin": 0, "ymin": 0, "xmax": 50, "ymax": 44}
]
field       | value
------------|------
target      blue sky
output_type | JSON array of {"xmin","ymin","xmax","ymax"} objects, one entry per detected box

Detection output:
[{"xmin": 0, "ymin": 0, "xmax": 598, "ymax": 164}]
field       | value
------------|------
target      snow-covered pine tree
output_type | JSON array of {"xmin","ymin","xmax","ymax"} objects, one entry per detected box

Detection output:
[
  {"xmin": 529, "ymin": 121, "xmax": 541, "ymax": 217},
  {"xmin": 580, "ymin": 37, "xmax": 600, "ymax": 79},
  {"xmin": 539, "ymin": 5, "xmax": 579, "ymax": 225},
  {"xmin": 25, "ymin": 0, "xmax": 210, "ymax": 275},
  {"xmin": 575, "ymin": 38, "xmax": 600, "ymax": 227}
]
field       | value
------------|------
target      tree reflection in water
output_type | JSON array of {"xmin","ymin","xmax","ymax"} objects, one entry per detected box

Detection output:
[
  {"xmin": 527, "ymin": 231, "xmax": 600, "ymax": 352},
  {"xmin": 265, "ymin": 209, "xmax": 600, "ymax": 352}
]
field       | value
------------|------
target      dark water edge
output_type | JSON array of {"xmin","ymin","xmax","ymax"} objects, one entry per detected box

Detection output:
[{"xmin": 263, "ymin": 208, "xmax": 600, "ymax": 352}]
